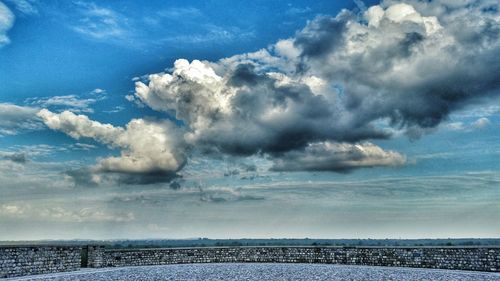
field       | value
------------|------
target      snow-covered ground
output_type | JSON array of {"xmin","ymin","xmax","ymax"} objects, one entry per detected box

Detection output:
[{"xmin": 6, "ymin": 263, "xmax": 500, "ymax": 281}]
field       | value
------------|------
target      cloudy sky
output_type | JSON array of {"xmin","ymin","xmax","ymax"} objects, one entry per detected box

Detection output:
[{"xmin": 0, "ymin": 0, "xmax": 499, "ymax": 240}]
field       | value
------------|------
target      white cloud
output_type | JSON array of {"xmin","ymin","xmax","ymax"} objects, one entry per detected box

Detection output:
[
  {"xmin": 369, "ymin": 3, "xmax": 442, "ymax": 34},
  {"xmin": 125, "ymin": 94, "xmax": 144, "ymax": 108},
  {"xmin": 125, "ymin": 94, "xmax": 135, "ymax": 102},
  {"xmin": 134, "ymin": 0, "xmax": 499, "ymax": 163},
  {"xmin": 446, "ymin": 122, "xmax": 465, "ymax": 131},
  {"xmin": 72, "ymin": 2, "xmax": 129, "ymax": 41},
  {"xmin": 73, "ymin": 142, "xmax": 98, "ymax": 151},
  {"xmin": 90, "ymin": 88, "xmax": 105, "ymax": 95},
  {"xmin": 37, "ymin": 109, "xmax": 122, "ymax": 143},
  {"xmin": 353, "ymin": 0, "xmax": 367, "ymax": 12},
  {"xmin": 0, "ymin": 1, "xmax": 14, "ymax": 46},
  {"xmin": 103, "ymin": 105, "xmax": 125, "ymax": 114},
  {"xmin": 0, "ymin": 103, "xmax": 43, "ymax": 136},
  {"xmin": 97, "ymin": 118, "xmax": 185, "ymax": 175},
  {"xmin": 286, "ymin": 6, "xmax": 312, "ymax": 16},
  {"xmin": 472, "ymin": 117, "xmax": 491, "ymax": 129},
  {"xmin": 27, "ymin": 95, "xmax": 98, "ymax": 113},
  {"xmin": 157, "ymin": 7, "xmax": 201, "ymax": 19},
  {"xmin": 160, "ymin": 25, "xmax": 254, "ymax": 45},
  {"xmin": 453, "ymin": 103, "xmax": 500, "ymax": 118},
  {"xmin": 37, "ymin": 109, "xmax": 186, "ymax": 183},
  {"xmin": 25, "ymin": 89, "xmax": 107, "ymax": 113},
  {"xmin": 271, "ymin": 142, "xmax": 406, "ymax": 172},
  {"xmin": 36, "ymin": 0, "xmax": 500, "ymax": 179},
  {"xmin": 445, "ymin": 117, "xmax": 491, "ymax": 131}
]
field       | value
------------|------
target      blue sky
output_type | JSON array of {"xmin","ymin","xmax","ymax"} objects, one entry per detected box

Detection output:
[{"xmin": 0, "ymin": 0, "xmax": 499, "ymax": 240}]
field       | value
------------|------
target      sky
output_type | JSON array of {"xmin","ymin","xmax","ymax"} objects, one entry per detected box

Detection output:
[{"xmin": 0, "ymin": 0, "xmax": 499, "ymax": 240}]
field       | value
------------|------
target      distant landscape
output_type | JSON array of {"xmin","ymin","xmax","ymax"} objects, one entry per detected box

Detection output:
[{"xmin": 2, "ymin": 238, "xmax": 500, "ymax": 249}]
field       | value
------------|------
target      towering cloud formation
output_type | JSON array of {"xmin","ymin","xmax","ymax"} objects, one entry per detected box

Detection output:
[
  {"xmin": 136, "ymin": 58, "xmax": 388, "ymax": 156},
  {"xmin": 39, "ymin": 0, "xmax": 499, "ymax": 183},
  {"xmin": 296, "ymin": 1, "xmax": 499, "ymax": 138}
]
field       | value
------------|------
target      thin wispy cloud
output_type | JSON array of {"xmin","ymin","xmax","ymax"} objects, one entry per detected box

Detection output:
[
  {"xmin": 25, "ymin": 88, "xmax": 106, "ymax": 113},
  {"xmin": 157, "ymin": 7, "xmax": 202, "ymax": 19},
  {"xmin": 159, "ymin": 24, "xmax": 255, "ymax": 45},
  {"xmin": 0, "ymin": 203, "xmax": 135, "ymax": 223},
  {"xmin": 69, "ymin": 2, "xmax": 254, "ymax": 48},
  {"xmin": 285, "ymin": 6, "xmax": 312, "ymax": 16},
  {"xmin": 5, "ymin": 0, "xmax": 38, "ymax": 15},
  {"xmin": 0, "ymin": 1, "xmax": 14, "ymax": 46},
  {"xmin": 71, "ymin": 2, "xmax": 130, "ymax": 42},
  {"xmin": 445, "ymin": 117, "xmax": 492, "ymax": 132}
]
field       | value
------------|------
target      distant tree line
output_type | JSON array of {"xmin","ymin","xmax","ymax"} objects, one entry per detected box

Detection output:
[{"xmin": 1, "ymin": 238, "xmax": 497, "ymax": 249}]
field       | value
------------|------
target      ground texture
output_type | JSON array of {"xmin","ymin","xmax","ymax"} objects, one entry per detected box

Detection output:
[{"xmin": 6, "ymin": 263, "xmax": 500, "ymax": 281}]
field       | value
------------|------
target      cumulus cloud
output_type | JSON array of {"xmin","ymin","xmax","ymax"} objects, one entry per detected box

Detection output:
[
  {"xmin": 0, "ymin": 1, "xmax": 14, "ymax": 46},
  {"xmin": 135, "ymin": 59, "xmax": 387, "ymax": 156},
  {"xmin": 297, "ymin": 2, "xmax": 498, "ymax": 134},
  {"xmin": 38, "ymin": 0, "xmax": 500, "ymax": 179},
  {"xmin": 133, "ymin": 0, "xmax": 498, "ymax": 170},
  {"xmin": 271, "ymin": 142, "xmax": 405, "ymax": 172},
  {"xmin": 37, "ymin": 109, "xmax": 186, "ymax": 184},
  {"xmin": 0, "ymin": 103, "xmax": 43, "ymax": 136}
]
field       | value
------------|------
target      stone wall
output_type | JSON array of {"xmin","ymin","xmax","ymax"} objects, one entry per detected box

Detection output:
[
  {"xmin": 0, "ymin": 245, "xmax": 81, "ymax": 278},
  {"xmin": 1, "ymin": 245, "xmax": 499, "ymax": 278},
  {"xmin": 87, "ymin": 245, "xmax": 105, "ymax": 268},
  {"xmin": 100, "ymin": 246, "xmax": 500, "ymax": 272}
]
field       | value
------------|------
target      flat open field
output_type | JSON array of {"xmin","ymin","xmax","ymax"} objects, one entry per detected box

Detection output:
[{"xmin": 6, "ymin": 263, "xmax": 500, "ymax": 281}]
